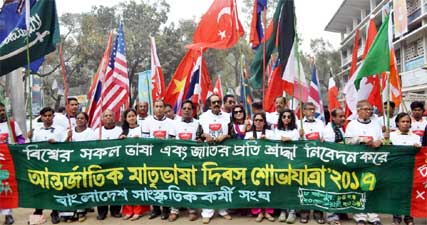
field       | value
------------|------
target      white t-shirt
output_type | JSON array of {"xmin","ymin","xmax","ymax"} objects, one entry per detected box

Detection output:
[
  {"xmin": 137, "ymin": 115, "xmax": 152, "ymax": 126},
  {"xmin": 127, "ymin": 126, "xmax": 142, "ymax": 138},
  {"xmin": 266, "ymin": 111, "xmax": 280, "ymax": 129},
  {"xmin": 32, "ymin": 125, "xmax": 67, "ymax": 142},
  {"xmin": 175, "ymin": 119, "xmax": 201, "ymax": 141},
  {"xmin": 94, "ymin": 126, "xmax": 122, "ymax": 140},
  {"xmin": 142, "ymin": 116, "xmax": 176, "ymax": 139},
  {"xmin": 323, "ymin": 123, "xmax": 344, "ymax": 143},
  {"xmin": 199, "ymin": 110, "xmax": 230, "ymax": 138},
  {"xmin": 72, "ymin": 127, "xmax": 97, "ymax": 142},
  {"xmin": 410, "ymin": 117, "xmax": 427, "ymax": 137},
  {"xmin": 390, "ymin": 131, "xmax": 421, "ymax": 146},
  {"xmin": 0, "ymin": 121, "xmax": 23, "ymax": 144},
  {"xmin": 274, "ymin": 128, "xmax": 299, "ymax": 141},
  {"xmin": 378, "ymin": 115, "xmax": 397, "ymax": 131},
  {"xmin": 345, "ymin": 119, "xmax": 383, "ymax": 142},
  {"xmin": 244, "ymin": 129, "xmax": 275, "ymax": 140},
  {"xmin": 297, "ymin": 118, "xmax": 324, "ymax": 140}
]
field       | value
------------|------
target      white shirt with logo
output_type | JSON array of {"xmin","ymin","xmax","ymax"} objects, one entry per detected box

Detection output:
[
  {"xmin": 274, "ymin": 128, "xmax": 299, "ymax": 141},
  {"xmin": 72, "ymin": 127, "xmax": 97, "ymax": 142},
  {"xmin": 142, "ymin": 116, "xmax": 176, "ymax": 139},
  {"xmin": 199, "ymin": 110, "xmax": 230, "ymax": 138},
  {"xmin": 94, "ymin": 126, "xmax": 122, "ymax": 140},
  {"xmin": 297, "ymin": 118, "xmax": 324, "ymax": 140},
  {"xmin": 127, "ymin": 126, "xmax": 142, "ymax": 138},
  {"xmin": 345, "ymin": 119, "xmax": 383, "ymax": 142},
  {"xmin": 175, "ymin": 119, "xmax": 201, "ymax": 141},
  {"xmin": 0, "ymin": 121, "xmax": 23, "ymax": 144},
  {"xmin": 390, "ymin": 131, "xmax": 421, "ymax": 146},
  {"xmin": 410, "ymin": 117, "xmax": 427, "ymax": 137},
  {"xmin": 266, "ymin": 111, "xmax": 280, "ymax": 129},
  {"xmin": 32, "ymin": 125, "xmax": 67, "ymax": 142}
]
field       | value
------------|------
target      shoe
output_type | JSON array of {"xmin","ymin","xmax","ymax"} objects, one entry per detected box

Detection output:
[
  {"xmin": 222, "ymin": 214, "xmax": 232, "ymax": 220},
  {"xmin": 96, "ymin": 214, "xmax": 107, "ymax": 220},
  {"xmin": 278, "ymin": 211, "xmax": 287, "ymax": 222},
  {"xmin": 393, "ymin": 216, "xmax": 402, "ymax": 225},
  {"xmin": 356, "ymin": 220, "xmax": 366, "ymax": 225},
  {"xmin": 130, "ymin": 215, "xmax": 141, "ymax": 221},
  {"xmin": 286, "ymin": 212, "xmax": 296, "ymax": 224},
  {"xmin": 122, "ymin": 214, "xmax": 132, "ymax": 220},
  {"xmin": 4, "ymin": 215, "xmax": 14, "ymax": 225},
  {"xmin": 148, "ymin": 211, "xmax": 161, "ymax": 220},
  {"xmin": 78, "ymin": 215, "xmax": 86, "ymax": 222},
  {"xmin": 372, "ymin": 221, "xmax": 382, "ymax": 225},
  {"xmin": 111, "ymin": 213, "xmax": 122, "ymax": 218},
  {"xmin": 255, "ymin": 213, "xmax": 264, "ymax": 222},
  {"xmin": 202, "ymin": 217, "xmax": 210, "ymax": 224},
  {"xmin": 300, "ymin": 215, "xmax": 309, "ymax": 224},
  {"xmin": 168, "ymin": 213, "xmax": 178, "ymax": 222},
  {"xmin": 161, "ymin": 212, "xmax": 169, "ymax": 220},
  {"xmin": 265, "ymin": 213, "xmax": 275, "ymax": 222},
  {"xmin": 404, "ymin": 216, "xmax": 414, "ymax": 225},
  {"xmin": 189, "ymin": 213, "xmax": 198, "ymax": 221},
  {"xmin": 51, "ymin": 213, "xmax": 60, "ymax": 224}
]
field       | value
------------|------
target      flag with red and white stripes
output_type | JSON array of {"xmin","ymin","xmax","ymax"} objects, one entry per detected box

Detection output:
[
  {"xmin": 89, "ymin": 22, "xmax": 129, "ymax": 128},
  {"xmin": 151, "ymin": 36, "xmax": 165, "ymax": 102},
  {"xmin": 308, "ymin": 64, "xmax": 325, "ymax": 122}
]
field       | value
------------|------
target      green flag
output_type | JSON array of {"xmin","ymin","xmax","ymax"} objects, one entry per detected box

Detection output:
[
  {"xmin": 354, "ymin": 15, "xmax": 391, "ymax": 90},
  {"xmin": 0, "ymin": 0, "xmax": 60, "ymax": 76},
  {"xmin": 249, "ymin": 0, "xmax": 283, "ymax": 88}
]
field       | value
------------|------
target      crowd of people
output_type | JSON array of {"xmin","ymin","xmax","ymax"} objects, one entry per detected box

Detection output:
[{"xmin": 0, "ymin": 94, "xmax": 425, "ymax": 225}]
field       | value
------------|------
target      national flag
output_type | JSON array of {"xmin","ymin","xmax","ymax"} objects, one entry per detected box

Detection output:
[
  {"xmin": 263, "ymin": 59, "xmax": 283, "ymax": 112},
  {"xmin": 0, "ymin": 0, "xmax": 56, "ymax": 76},
  {"xmin": 328, "ymin": 76, "xmax": 340, "ymax": 112},
  {"xmin": 282, "ymin": 43, "xmax": 308, "ymax": 103},
  {"xmin": 164, "ymin": 49, "xmax": 211, "ymax": 111},
  {"xmin": 342, "ymin": 28, "xmax": 360, "ymax": 120},
  {"xmin": 249, "ymin": 0, "xmax": 267, "ymax": 49},
  {"xmin": 355, "ymin": 14, "xmax": 392, "ymax": 89},
  {"xmin": 186, "ymin": 0, "xmax": 244, "ymax": 50},
  {"xmin": 89, "ymin": 22, "xmax": 130, "ymax": 128},
  {"xmin": 87, "ymin": 32, "xmax": 113, "ymax": 128},
  {"xmin": 308, "ymin": 64, "xmax": 325, "ymax": 121},
  {"xmin": 250, "ymin": 0, "xmax": 294, "ymax": 88},
  {"xmin": 213, "ymin": 75, "xmax": 224, "ymax": 100},
  {"xmin": 137, "ymin": 70, "xmax": 153, "ymax": 115},
  {"xmin": 240, "ymin": 55, "xmax": 253, "ymax": 117},
  {"xmin": 150, "ymin": 37, "xmax": 165, "ymax": 102}
]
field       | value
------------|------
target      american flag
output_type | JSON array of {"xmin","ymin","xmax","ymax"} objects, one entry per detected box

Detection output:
[
  {"xmin": 308, "ymin": 64, "xmax": 325, "ymax": 122},
  {"xmin": 89, "ymin": 22, "xmax": 129, "ymax": 128}
]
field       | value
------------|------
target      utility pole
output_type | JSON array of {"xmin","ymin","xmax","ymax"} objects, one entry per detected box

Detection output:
[{"xmin": 7, "ymin": 69, "xmax": 27, "ymax": 136}]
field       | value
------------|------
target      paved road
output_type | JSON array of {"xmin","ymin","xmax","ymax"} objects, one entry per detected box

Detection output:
[{"xmin": 3, "ymin": 208, "xmax": 427, "ymax": 225}]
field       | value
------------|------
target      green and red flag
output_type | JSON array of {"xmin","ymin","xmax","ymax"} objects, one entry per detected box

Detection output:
[{"xmin": 0, "ymin": 0, "xmax": 60, "ymax": 76}]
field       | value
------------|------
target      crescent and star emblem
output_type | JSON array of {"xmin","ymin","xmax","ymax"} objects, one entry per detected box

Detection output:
[{"xmin": 217, "ymin": 7, "xmax": 231, "ymax": 40}]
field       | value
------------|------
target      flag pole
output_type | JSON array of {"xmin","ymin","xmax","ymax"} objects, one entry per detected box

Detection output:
[
  {"xmin": 262, "ymin": 8, "xmax": 267, "ymax": 108},
  {"xmin": 59, "ymin": 44, "xmax": 72, "ymax": 130},
  {"xmin": 25, "ymin": 14, "xmax": 32, "ymax": 142},
  {"xmin": 386, "ymin": 72, "xmax": 391, "ymax": 138},
  {"xmin": 145, "ymin": 71, "xmax": 153, "ymax": 115},
  {"xmin": 295, "ymin": 34, "xmax": 303, "ymax": 130}
]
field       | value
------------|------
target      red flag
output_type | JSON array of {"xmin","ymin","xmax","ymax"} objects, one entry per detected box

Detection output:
[
  {"xmin": 150, "ymin": 37, "xmax": 165, "ymax": 102},
  {"xmin": 363, "ymin": 17, "xmax": 383, "ymax": 114},
  {"xmin": 264, "ymin": 61, "xmax": 283, "ymax": 112},
  {"xmin": 344, "ymin": 29, "xmax": 360, "ymax": 122},
  {"xmin": 328, "ymin": 77, "xmax": 340, "ymax": 112},
  {"xmin": 164, "ymin": 50, "xmax": 211, "ymax": 109},
  {"xmin": 87, "ymin": 32, "xmax": 113, "ymax": 128},
  {"xmin": 213, "ymin": 75, "xmax": 223, "ymax": 100},
  {"xmin": 249, "ymin": 0, "xmax": 267, "ymax": 49},
  {"xmin": 186, "ymin": 0, "xmax": 244, "ymax": 50}
]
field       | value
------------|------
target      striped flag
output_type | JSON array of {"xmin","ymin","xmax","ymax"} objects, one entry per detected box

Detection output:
[
  {"xmin": 89, "ymin": 22, "xmax": 129, "ymax": 128},
  {"xmin": 151, "ymin": 37, "xmax": 165, "ymax": 102},
  {"xmin": 308, "ymin": 64, "xmax": 325, "ymax": 122}
]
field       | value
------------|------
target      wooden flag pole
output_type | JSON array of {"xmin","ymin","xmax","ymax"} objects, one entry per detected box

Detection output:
[{"xmin": 262, "ymin": 8, "xmax": 267, "ymax": 108}]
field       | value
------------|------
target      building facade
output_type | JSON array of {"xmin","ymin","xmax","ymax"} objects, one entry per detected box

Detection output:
[{"xmin": 325, "ymin": 0, "xmax": 427, "ymax": 101}]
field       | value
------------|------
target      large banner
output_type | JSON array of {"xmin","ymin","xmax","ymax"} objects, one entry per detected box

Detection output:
[{"xmin": 0, "ymin": 139, "xmax": 426, "ymax": 217}]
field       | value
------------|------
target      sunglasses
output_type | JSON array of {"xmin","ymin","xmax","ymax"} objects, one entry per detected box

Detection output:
[
  {"xmin": 282, "ymin": 115, "xmax": 291, "ymax": 119},
  {"xmin": 234, "ymin": 110, "xmax": 243, "ymax": 114},
  {"xmin": 254, "ymin": 118, "xmax": 264, "ymax": 122},
  {"xmin": 211, "ymin": 100, "xmax": 221, "ymax": 105}
]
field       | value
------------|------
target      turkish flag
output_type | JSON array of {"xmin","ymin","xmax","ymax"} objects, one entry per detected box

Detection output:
[
  {"xmin": 186, "ymin": 0, "xmax": 244, "ymax": 50},
  {"xmin": 151, "ymin": 37, "xmax": 165, "ymax": 102},
  {"xmin": 213, "ymin": 75, "xmax": 223, "ymax": 99}
]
